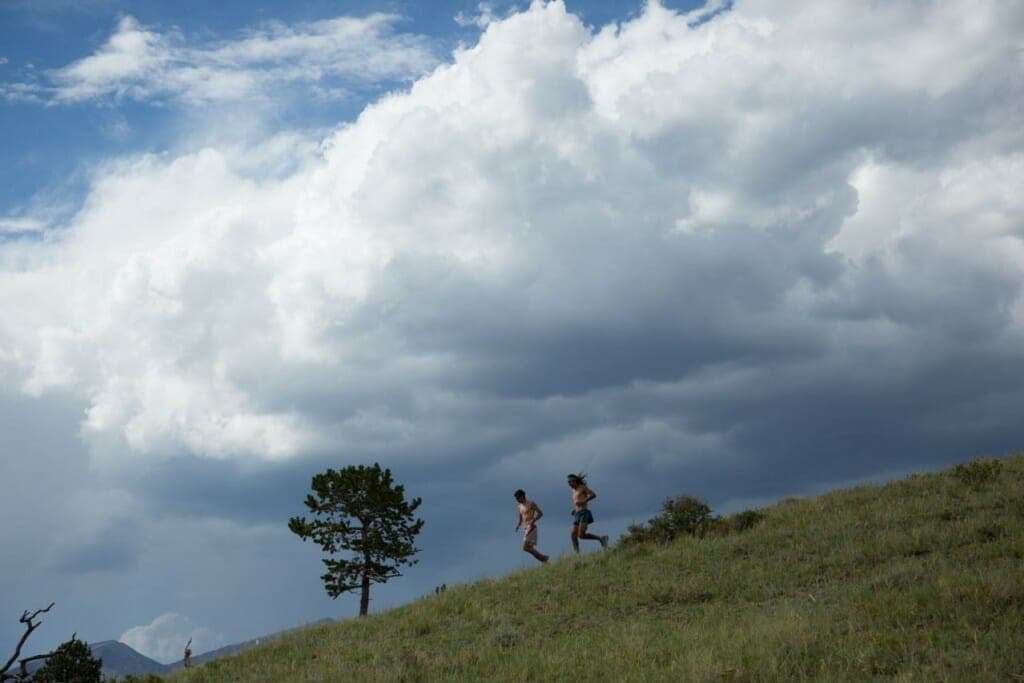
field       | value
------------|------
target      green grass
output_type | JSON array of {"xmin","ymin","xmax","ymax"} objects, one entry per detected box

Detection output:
[{"xmin": 166, "ymin": 455, "xmax": 1024, "ymax": 682}]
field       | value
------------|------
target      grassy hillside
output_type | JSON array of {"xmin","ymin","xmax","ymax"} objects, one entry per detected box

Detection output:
[{"xmin": 167, "ymin": 455, "xmax": 1024, "ymax": 682}]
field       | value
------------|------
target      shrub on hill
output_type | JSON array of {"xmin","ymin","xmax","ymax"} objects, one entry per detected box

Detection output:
[
  {"xmin": 621, "ymin": 494, "xmax": 765, "ymax": 546},
  {"xmin": 725, "ymin": 508, "xmax": 766, "ymax": 533},
  {"xmin": 951, "ymin": 457, "xmax": 1003, "ymax": 489}
]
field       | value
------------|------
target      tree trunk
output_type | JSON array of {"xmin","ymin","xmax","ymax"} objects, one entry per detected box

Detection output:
[
  {"xmin": 359, "ymin": 535, "xmax": 371, "ymax": 617},
  {"xmin": 359, "ymin": 570, "xmax": 370, "ymax": 617}
]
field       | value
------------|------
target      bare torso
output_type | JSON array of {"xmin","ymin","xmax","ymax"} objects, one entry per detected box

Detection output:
[
  {"xmin": 518, "ymin": 500, "xmax": 540, "ymax": 526},
  {"xmin": 572, "ymin": 485, "xmax": 594, "ymax": 511}
]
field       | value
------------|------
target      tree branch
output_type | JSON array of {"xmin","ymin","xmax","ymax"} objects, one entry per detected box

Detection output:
[
  {"xmin": 1, "ymin": 602, "xmax": 55, "ymax": 682},
  {"xmin": 17, "ymin": 653, "xmax": 55, "ymax": 680}
]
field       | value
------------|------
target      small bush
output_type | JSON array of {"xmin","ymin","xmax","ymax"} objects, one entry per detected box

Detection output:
[
  {"xmin": 620, "ymin": 494, "xmax": 712, "ymax": 545},
  {"xmin": 952, "ymin": 458, "xmax": 1003, "ymax": 489},
  {"xmin": 729, "ymin": 509, "xmax": 766, "ymax": 533},
  {"xmin": 701, "ymin": 517, "xmax": 734, "ymax": 538},
  {"xmin": 700, "ymin": 509, "xmax": 766, "ymax": 538},
  {"xmin": 621, "ymin": 495, "xmax": 768, "ymax": 546},
  {"xmin": 663, "ymin": 495, "xmax": 713, "ymax": 535},
  {"xmin": 620, "ymin": 521, "xmax": 658, "ymax": 546}
]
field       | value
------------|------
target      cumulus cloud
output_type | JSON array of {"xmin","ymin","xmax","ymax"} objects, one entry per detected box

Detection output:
[
  {"xmin": 31, "ymin": 13, "xmax": 438, "ymax": 105},
  {"xmin": 454, "ymin": 2, "xmax": 500, "ymax": 29},
  {"xmin": 120, "ymin": 612, "xmax": 224, "ymax": 664},
  {"xmin": 0, "ymin": 216, "xmax": 49, "ymax": 235},
  {"xmin": 0, "ymin": 0, "xmax": 1022, "ymax": 488}
]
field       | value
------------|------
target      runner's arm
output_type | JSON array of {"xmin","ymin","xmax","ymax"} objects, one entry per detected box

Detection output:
[{"xmin": 532, "ymin": 502, "xmax": 544, "ymax": 523}]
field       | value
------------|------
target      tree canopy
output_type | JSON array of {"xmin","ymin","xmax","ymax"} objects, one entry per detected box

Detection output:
[
  {"xmin": 289, "ymin": 463, "xmax": 424, "ymax": 616},
  {"xmin": 33, "ymin": 635, "xmax": 102, "ymax": 683}
]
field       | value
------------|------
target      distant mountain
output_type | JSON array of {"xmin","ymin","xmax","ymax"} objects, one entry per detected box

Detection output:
[
  {"xmin": 167, "ymin": 618, "xmax": 336, "ymax": 671},
  {"xmin": 90, "ymin": 640, "xmax": 170, "ymax": 678},
  {"xmin": 17, "ymin": 619, "xmax": 339, "ymax": 679}
]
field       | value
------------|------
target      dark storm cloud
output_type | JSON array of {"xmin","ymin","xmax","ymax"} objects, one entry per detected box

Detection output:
[
  {"xmin": 49, "ymin": 518, "xmax": 141, "ymax": 574},
  {"xmin": 0, "ymin": 393, "xmax": 106, "ymax": 648}
]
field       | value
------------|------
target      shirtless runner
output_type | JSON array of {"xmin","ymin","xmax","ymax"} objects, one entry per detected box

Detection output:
[
  {"xmin": 567, "ymin": 473, "xmax": 609, "ymax": 553},
  {"xmin": 514, "ymin": 489, "xmax": 550, "ymax": 563}
]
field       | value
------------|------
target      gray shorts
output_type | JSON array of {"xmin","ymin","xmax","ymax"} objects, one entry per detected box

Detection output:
[{"xmin": 572, "ymin": 509, "xmax": 594, "ymax": 526}]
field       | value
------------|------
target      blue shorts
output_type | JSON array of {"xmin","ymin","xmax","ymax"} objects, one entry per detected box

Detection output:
[{"xmin": 572, "ymin": 509, "xmax": 594, "ymax": 526}]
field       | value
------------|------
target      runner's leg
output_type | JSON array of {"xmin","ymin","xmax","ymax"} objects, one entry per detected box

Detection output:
[
  {"xmin": 523, "ymin": 543, "xmax": 549, "ymax": 562},
  {"xmin": 523, "ymin": 527, "xmax": 549, "ymax": 562},
  {"xmin": 578, "ymin": 521, "xmax": 602, "ymax": 543}
]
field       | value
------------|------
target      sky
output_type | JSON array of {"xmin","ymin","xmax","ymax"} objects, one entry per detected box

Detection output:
[{"xmin": 2, "ymin": 0, "xmax": 1023, "ymax": 665}]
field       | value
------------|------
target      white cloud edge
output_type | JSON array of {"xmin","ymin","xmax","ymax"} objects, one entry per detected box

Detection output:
[
  {"xmin": 7, "ymin": 11, "xmax": 439, "ymax": 106},
  {"xmin": 119, "ymin": 612, "xmax": 225, "ymax": 664},
  {"xmin": 0, "ymin": 216, "xmax": 49, "ymax": 234}
]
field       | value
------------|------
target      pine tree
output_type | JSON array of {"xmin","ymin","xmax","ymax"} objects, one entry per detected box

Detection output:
[
  {"xmin": 289, "ymin": 463, "xmax": 424, "ymax": 616},
  {"xmin": 33, "ymin": 635, "xmax": 102, "ymax": 683}
]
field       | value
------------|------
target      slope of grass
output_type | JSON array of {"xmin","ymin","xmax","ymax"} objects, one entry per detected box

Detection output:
[{"xmin": 167, "ymin": 455, "xmax": 1024, "ymax": 682}]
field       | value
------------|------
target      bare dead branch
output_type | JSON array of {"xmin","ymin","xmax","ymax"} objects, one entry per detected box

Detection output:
[
  {"xmin": 1, "ymin": 602, "xmax": 55, "ymax": 682},
  {"xmin": 16, "ymin": 653, "xmax": 53, "ymax": 680}
]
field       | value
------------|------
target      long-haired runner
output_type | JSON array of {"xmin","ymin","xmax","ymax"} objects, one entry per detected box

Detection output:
[{"xmin": 567, "ymin": 473, "xmax": 608, "ymax": 553}]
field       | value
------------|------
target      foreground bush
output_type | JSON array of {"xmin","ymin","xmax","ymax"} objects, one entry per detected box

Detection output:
[{"xmin": 620, "ymin": 494, "xmax": 765, "ymax": 546}]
